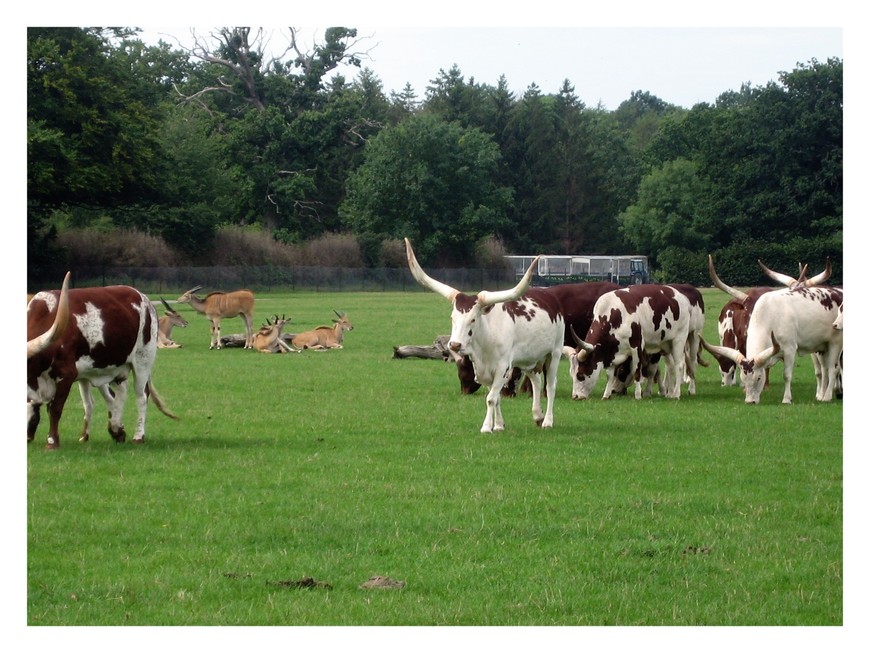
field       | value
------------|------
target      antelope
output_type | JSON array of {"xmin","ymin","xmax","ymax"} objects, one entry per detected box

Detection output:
[
  {"xmin": 157, "ymin": 298, "xmax": 189, "ymax": 349},
  {"xmin": 291, "ymin": 311, "xmax": 354, "ymax": 350},
  {"xmin": 253, "ymin": 314, "xmax": 293, "ymax": 353},
  {"xmin": 176, "ymin": 286, "xmax": 256, "ymax": 350}
]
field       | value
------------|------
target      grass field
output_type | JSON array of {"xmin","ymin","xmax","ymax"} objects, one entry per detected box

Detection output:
[{"xmin": 25, "ymin": 287, "xmax": 844, "ymax": 629}]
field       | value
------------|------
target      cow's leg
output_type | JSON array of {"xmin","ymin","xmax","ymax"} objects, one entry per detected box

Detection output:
[
  {"xmin": 527, "ymin": 371, "xmax": 544, "ymax": 426},
  {"xmin": 482, "ymin": 371, "xmax": 510, "ymax": 433},
  {"xmin": 45, "ymin": 379, "xmax": 74, "ymax": 449},
  {"xmin": 27, "ymin": 401, "xmax": 40, "ymax": 441},
  {"xmin": 780, "ymin": 349, "xmax": 797, "ymax": 404},
  {"xmin": 684, "ymin": 337, "xmax": 699, "ymax": 395},
  {"xmin": 817, "ymin": 348, "xmax": 841, "ymax": 402},
  {"xmin": 816, "ymin": 356, "xmax": 829, "ymax": 401},
  {"xmin": 78, "ymin": 381, "xmax": 95, "ymax": 442},
  {"xmin": 103, "ymin": 382, "xmax": 127, "ymax": 442},
  {"xmin": 540, "ymin": 356, "xmax": 558, "ymax": 428},
  {"xmin": 131, "ymin": 375, "xmax": 149, "ymax": 443}
]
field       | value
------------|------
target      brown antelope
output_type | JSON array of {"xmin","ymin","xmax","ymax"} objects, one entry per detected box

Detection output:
[
  {"xmin": 291, "ymin": 311, "xmax": 354, "ymax": 350},
  {"xmin": 176, "ymin": 286, "xmax": 256, "ymax": 350},
  {"xmin": 253, "ymin": 314, "xmax": 292, "ymax": 353},
  {"xmin": 157, "ymin": 298, "xmax": 189, "ymax": 349}
]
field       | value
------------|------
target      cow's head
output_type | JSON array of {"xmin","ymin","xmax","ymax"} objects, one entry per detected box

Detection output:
[
  {"xmin": 833, "ymin": 304, "xmax": 843, "ymax": 331},
  {"xmin": 701, "ymin": 335, "xmax": 780, "ymax": 404},
  {"xmin": 404, "ymin": 238, "xmax": 539, "ymax": 357}
]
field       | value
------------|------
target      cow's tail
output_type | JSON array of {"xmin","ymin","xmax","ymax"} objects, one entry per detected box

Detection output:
[{"xmin": 147, "ymin": 379, "xmax": 179, "ymax": 420}]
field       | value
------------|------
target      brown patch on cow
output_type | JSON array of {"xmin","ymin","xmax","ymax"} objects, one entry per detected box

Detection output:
[{"xmin": 454, "ymin": 293, "xmax": 477, "ymax": 313}]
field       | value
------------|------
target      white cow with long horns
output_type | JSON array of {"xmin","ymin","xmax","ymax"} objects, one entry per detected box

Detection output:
[{"xmin": 404, "ymin": 238, "xmax": 564, "ymax": 433}]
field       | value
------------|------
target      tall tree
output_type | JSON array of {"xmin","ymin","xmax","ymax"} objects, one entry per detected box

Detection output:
[{"xmin": 340, "ymin": 114, "xmax": 513, "ymax": 265}]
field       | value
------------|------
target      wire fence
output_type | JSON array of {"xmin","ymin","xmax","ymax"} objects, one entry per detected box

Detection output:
[{"xmin": 28, "ymin": 265, "xmax": 518, "ymax": 295}]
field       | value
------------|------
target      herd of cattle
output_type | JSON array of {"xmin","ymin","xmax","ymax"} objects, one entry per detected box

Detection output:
[
  {"xmin": 404, "ymin": 238, "xmax": 843, "ymax": 433},
  {"xmin": 26, "ymin": 240, "xmax": 843, "ymax": 447}
]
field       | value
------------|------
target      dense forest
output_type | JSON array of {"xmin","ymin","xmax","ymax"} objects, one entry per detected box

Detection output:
[{"xmin": 27, "ymin": 27, "xmax": 843, "ymax": 286}]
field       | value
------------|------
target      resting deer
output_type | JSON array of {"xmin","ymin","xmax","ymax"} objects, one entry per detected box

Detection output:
[
  {"xmin": 253, "ymin": 314, "xmax": 292, "ymax": 353},
  {"xmin": 291, "ymin": 311, "xmax": 354, "ymax": 350},
  {"xmin": 157, "ymin": 298, "xmax": 189, "ymax": 349}
]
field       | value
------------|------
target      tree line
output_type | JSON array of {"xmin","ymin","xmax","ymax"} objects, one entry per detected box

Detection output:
[{"xmin": 27, "ymin": 27, "xmax": 843, "ymax": 286}]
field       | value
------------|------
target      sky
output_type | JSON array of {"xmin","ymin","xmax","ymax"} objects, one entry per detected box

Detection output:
[{"xmin": 139, "ymin": 26, "xmax": 842, "ymax": 110}]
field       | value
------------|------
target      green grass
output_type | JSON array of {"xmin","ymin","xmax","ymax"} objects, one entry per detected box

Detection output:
[{"xmin": 26, "ymin": 289, "xmax": 843, "ymax": 625}]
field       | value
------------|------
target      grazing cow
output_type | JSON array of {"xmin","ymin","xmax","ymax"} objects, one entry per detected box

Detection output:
[
  {"xmin": 702, "ymin": 285, "xmax": 843, "ymax": 403},
  {"xmin": 564, "ymin": 285, "xmax": 693, "ymax": 400},
  {"xmin": 176, "ymin": 286, "xmax": 256, "ymax": 350},
  {"xmin": 708, "ymin": 255, "xmax": 830, "ymax": 386},
  {"xmin": 27, "ymin": 273, "xmax": 177, "ymax": 448},
  {"xmin": 405, "ymin": 238, "xmax": 564, "ymax": 432},
  {"xmin": 291, "ymin": 311, "xmax": 353, "ymax": 350},
  {"xmin": 157, "ymin": 298, "xmax": 189, "ymax": 349},
  {"xmin": 253, "ymin": 314, "xmax": 293, "ymax": 353}
]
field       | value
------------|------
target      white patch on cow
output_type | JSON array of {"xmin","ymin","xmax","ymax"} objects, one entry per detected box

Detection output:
[
  {"xmin": 75, "ymin": 302, "xmax": 106, "ymax": 349},
  {"xmin": 29, "ymin": 291, "xmax": 58, "ymax": 313}
]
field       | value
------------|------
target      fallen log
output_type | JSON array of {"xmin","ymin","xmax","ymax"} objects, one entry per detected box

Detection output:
[
  {"xmin": 221, "ymin": 333, "xmax": 297, "ymax": 349},
  {"xmin": 392, "ymin": 335, "xmax": 452, "ymax": 360}
]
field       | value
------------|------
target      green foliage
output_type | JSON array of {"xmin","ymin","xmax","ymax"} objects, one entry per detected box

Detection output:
[
  {"xmin": 27, "ymin": 290, "xmax": 842, "ymax": 626},
  {"xmin": 340, "ymin": 114, "xmax": 512, "ymax": 264},
  {"xmin": 26, "ymin": 28, "xmax": 842, "ymax": 275}
]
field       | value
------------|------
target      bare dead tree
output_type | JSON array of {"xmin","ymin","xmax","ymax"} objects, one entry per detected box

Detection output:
[{"xmin": 173, "ymin": 27, "xmax": 372, "ymax": 111}]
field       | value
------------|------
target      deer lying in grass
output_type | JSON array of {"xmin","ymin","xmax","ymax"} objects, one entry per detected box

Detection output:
[
  {"xmin": 291, "ymin": 311, "xmax": 353, "ymax": 350},
  {"xmin": 176, "ymin": 286, "xmax": 256, "ymax": 349},
  {"xmin": 253, "ymin": 314, "xmax": 292, "ymax": 353},
  {"xmin": 157, "ymin": 298, "xmax": 189, "ymax": 349}
]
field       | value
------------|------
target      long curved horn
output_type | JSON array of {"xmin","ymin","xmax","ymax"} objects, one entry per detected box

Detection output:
[
  {"xmin": 708, "ymin": 255, "xmax": 748, "ymax": 302},
  {"xmin": 804, "ymin": 258, "xmax": 832, "ymax": 287},
  {"xmin": 160, "ymin": 297, "xmax": 174, "ymax": 313},
  {"xmin": 477, "ymin": 255, "xmax": 540, "ymax": 306},
  {"xmin": 27, "ymin": 271, "xmax": 71, "ymax": 359},
  {"xmin": 185, "ymin": 285, "xmax": 203, "ymax": 295},
  {"xmin": 405, "ymin": 238, "xmax": 459, "ymax": 301},
  {"xmin": 758, "ymin": 259, "xmax": 798, "ymax": 287},
  {"xmin": 700, "ymin": 336, "xmax": 744, "ymax": 365},
  {"xmin": 569, "ymin": 325, "xmax": 594, "ymax": 352},
  {"xmin": 754, "ymin": 332, "xmax": 781, "ymax": 368}
]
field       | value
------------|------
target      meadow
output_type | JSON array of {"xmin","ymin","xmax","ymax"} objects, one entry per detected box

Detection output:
[{"xmin": 26, "ymin": 287, "xmax": 843, "ymax": 628}]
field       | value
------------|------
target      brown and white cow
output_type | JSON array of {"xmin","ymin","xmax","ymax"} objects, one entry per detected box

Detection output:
[
  {"xmin": 702, "ymin": 284, "xmax": 843, "ymax": 403},
  {"xmin": 708, "ymin": 255, "xmax": 831, "ymax": 386},
  {"xmin": 454, "ymin": 281, "xmax": 619, "ymax": 397},
  {"xmin": 564, "ymin": 285, "xmax": 693, "ymax": 400},
  {"xmin": 27, "ymin": 273, "xmax": 177, "ymax": 448},
  {"xmin": 405, "ymin": 238, "xmax": 564, "ymax": 432}
]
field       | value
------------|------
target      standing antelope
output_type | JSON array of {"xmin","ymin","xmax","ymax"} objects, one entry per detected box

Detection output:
[
  {"xmin": 176, "ymin": 286, "xmax": 256, "ymax": 350},
  {"xmin": 157, "ymin": 298, "xmax": 189, "ymax": 349}
]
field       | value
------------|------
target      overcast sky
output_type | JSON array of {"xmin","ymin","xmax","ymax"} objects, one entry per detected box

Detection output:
[{"xmin": 140, "ymin": 26, "xmax": 842, "ymax": 110}]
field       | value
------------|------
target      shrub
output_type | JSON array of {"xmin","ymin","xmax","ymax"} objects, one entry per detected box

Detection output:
[
  {"xmin": 56, "ymin": 228, "xmax": 180, "ymax": 267},
  {"xmin": 211, "ymin": 226, "xmax": 299, "ymax": 266},
  {"xmin": 298, "ymin": 233, "xmax": 364, "ymax": 267}
]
